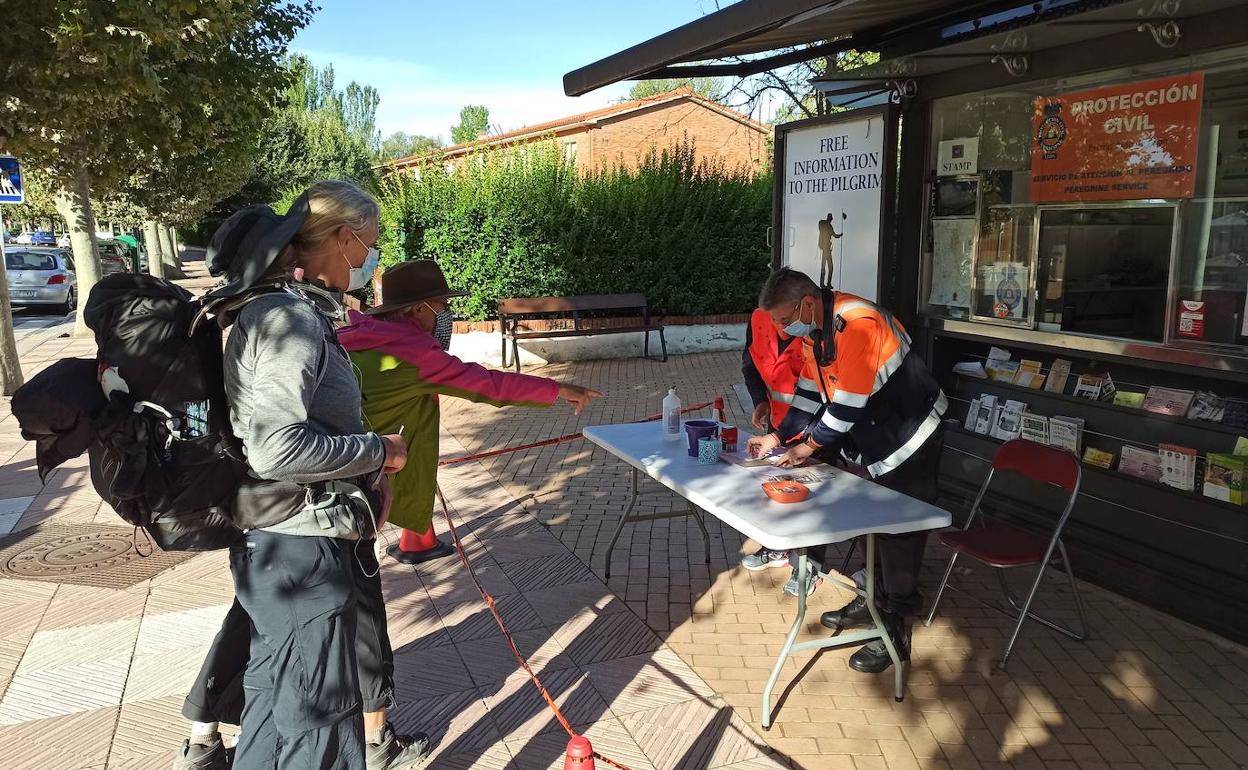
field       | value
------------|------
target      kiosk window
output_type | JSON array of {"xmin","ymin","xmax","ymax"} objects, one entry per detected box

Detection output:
[{"xmin": 1037, "ymin": 206, "xmax": 1174, "ymax": 342}]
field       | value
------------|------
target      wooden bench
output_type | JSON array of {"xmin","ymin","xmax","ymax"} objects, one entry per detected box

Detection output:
[{"xmin": 497, "ymin": 293, "xmax": 667, "ymax": 372}]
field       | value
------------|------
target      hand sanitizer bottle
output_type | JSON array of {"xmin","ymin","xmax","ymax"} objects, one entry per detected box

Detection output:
[{"xmin": 662, "ymin": 387, "xmax": 681, "ymax": 441}]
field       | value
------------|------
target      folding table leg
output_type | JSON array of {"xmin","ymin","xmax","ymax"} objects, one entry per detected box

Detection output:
[
  {"xmin": 603, "ymin": 468, "xmax": 639, "ymax": 579},
  {"xmin": 688, "ymin": 504, "xmax": 712, "ymax": 565},
  {"xmin": 762, "ymin": 549, "xmax": 808, "ymax": 730},
  {"xmin": 860, "ymin": 533, "xmax": 905, "ymax": 702}
]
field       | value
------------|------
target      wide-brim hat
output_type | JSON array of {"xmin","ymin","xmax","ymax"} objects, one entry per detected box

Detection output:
[
  {"xmin": 203, "ymin": 194, "xmax": 310, "ymax": 299},
  {"xmin": 364, "ymin": 259, "xmax": 467, "ymax": 315}
]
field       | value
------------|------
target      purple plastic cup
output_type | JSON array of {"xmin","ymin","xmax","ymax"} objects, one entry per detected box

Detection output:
[{"xmin": 684, "ymin": 420, "xmax": 719, "ymax": 458}]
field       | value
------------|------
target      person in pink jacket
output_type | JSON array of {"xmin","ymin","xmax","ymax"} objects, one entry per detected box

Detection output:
[{"xmin": 339, "ymin": 260, "xmax": 602, "ymax": 562}]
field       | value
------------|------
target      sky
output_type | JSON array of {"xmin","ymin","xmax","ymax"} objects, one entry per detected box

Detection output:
[{"xmin": 292, "ymin": 1, "xmax": 724, "ymax": 142}]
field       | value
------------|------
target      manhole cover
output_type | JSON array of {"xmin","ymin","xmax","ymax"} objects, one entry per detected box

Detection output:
[
  {"xmin": 6, "ymin": 532, "xmax": 138, "ymax": 576},
  {"xmin": 0, "ymin": 524, "xmax": 195, "ymax": 588}
]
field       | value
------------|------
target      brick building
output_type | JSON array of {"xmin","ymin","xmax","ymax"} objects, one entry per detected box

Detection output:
[{"xmin": 384, "ymin": 87, "xmax": 770, "ymax": 175}]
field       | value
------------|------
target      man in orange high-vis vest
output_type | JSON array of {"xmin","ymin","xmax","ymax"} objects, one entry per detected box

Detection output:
[
  {"xmin": 747, "ymin": 269, "xmax": 948, "ymax": 675},
  {"xmin": 739, "ymin": 308, "xmax": 825, "ymax": 581}
]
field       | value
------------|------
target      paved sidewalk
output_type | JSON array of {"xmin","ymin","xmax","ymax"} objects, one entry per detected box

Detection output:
[
  {"xmin": 1, "ymin": 261, "xmax": 1246, "ymax": 769},
  {"xmin": 440, "ymin": 354, "xmax": 1248, "ymax": 770},
  {"xmin": 0, "ymin": 263, "xmax": 781, "ymax": 770}
]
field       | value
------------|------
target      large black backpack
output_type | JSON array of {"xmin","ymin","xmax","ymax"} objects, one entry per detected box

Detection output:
[{"xmin": 81, "ymin": 273, "xmax": 250, "ymax": 550}]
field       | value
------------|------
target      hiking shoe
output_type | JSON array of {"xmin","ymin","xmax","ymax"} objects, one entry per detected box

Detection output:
[
  {"xmin": 740, "ymin": 547, "xmax": 790, "ymax": 571},
  {"xmin": 367, "ymin": 723, "xmax": 432, "ymax": 770},
  {"xmin": 820, "ymin": 595, "xmax": 873, "ymax": 630},
  {"xmin": 172, "ymin": 736, "xmax": 231, "ymax": 770},
  {"xmin": 848, "ymin": 612, "xmax": 911, "ymax": 674},
  {"xmin": 782, "ymin": 567, "xmax": 822, "ymax": 597}
]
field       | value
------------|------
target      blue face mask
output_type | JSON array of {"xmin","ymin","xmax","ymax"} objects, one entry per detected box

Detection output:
[
  {"xmin": 783, "ymin": 301, "xmax": 816, "ymax": 338},
  {"xmin": 342, "ymin": 230, "xmax": 381, "ymax": 292}
]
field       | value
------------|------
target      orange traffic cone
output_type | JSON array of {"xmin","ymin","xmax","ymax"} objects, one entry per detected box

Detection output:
[
  {"xmin": 564, "ymin": 735, "xmax": 595, "ymax": 769},
  {"xmin": 386, "ymin": 523, "xmax": 456, "ymax": 565}
]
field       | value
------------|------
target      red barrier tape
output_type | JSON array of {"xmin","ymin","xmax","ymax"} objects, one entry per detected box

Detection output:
[
  {"xmin": 437, "ymin": 400, "xmax": 715, "ymax": 467},
  {"xmin": 435, "ymin": 484, "xmax": 635, "ymax": 770},
  {"xmin": 431, "ymin": 397, "xmax": 723, "ymax": 768}
]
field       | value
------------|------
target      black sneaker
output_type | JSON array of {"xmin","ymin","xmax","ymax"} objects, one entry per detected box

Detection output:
[
  {"xmin": 820, "ymin": 595, "xmax": 873, "ymax": 630},
  {"xmin": 367, "ymin": 723, "xmax": 432, "ymax": 770},
  {"xmin": 171, "ymin": 735, "xmax": 231, "ymax": 770},
  {"xmin": 848, "ymin": 612, "xmax": 911, "ymax": 674}
]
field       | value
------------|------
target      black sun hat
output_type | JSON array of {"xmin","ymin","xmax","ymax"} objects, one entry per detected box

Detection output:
[{"xmin": 204, "ymin": 193, "xmax": 310, "ymax": 299}]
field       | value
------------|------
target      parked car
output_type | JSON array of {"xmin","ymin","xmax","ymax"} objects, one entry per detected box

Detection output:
[
  {"xmin": 57, "ymin": 233, "xmax": 71, "ymax": 248},
  {"xmin": 5, "ymin": 248, "xmax": 76, "ymax": 315},
  {"xmin": 98, "ymin": 239, "xmax": 136, "ymax": 274},
  {"xmin": 28, "ymin": 231, "xmax": 56, "ymax": 246}
]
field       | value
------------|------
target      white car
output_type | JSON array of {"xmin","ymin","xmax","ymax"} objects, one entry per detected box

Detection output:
[{"xmin": 5, "ymin": 247, "xmax": 77, "ymax": 315}]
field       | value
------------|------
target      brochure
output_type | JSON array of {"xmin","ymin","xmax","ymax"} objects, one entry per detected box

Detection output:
[
  {"xmin": 1222, "ymin": 400, "xmax": 1248, "ymax": 430},
  {"xmin": 1083, "ymin": 447, "xmax": 1116, "ymax": 469},
  {"xmin": 990, "ymin": 400, "xmax": 1028, "ymax": 441},
  {"xmin": 986, "ymin": 359, "xmax": 1021, "ymax": 383},
  {"xmin": 1142, "ymin": 386, "xmax": 1196, "ymax": 417},
  {"xmin": 954, "ymin": 361, "xmax": 988, "ymax": 379},
  {"xmin": 1013, "ymin": 360, "xmax": 1045, "ymax": 389},
  {"xmin": 1203, "ymin": 453, "xmax": 1248, "ymax": 505},
  {"xmin": 1119, "ymin": 445, "xmax": 1162, "ymax": 483},
  {"xmin": 1236, "ymin": 436, "xmax": 1248, "ymax": 456},
  {"xmin": 974, "ymin": 395, "xmax": 998, "ymax": 435},
  {"xmin": 1044, "ymin": 359, "xmax": 1073, "ymax": 394},
  {"xmin": 1159, "ymin": 444, "xmax": 1198, "ymax": 492},
  {"xmin": 1098, "ymin": 372, "xmax": 1117, "ymax": 402},
  {"xmin": 988, "ymin": 346, "xmax": 1011, "ymax": 362},
  {"xmin": 1020, "ymin": 413, "xmax": 1049, "ymax": 444},
  {"xmin": 1073, "ymin": 375, "xmax": 1103, "ymax": 400},
  {"xmin": 964, "ymin": 397, "xmax": 982, "ymax": 432},
  {"xmin": 1048, "ymin": 416, "xmax": 1084, "ymax": 454},
  {"xmin": 1187, "ymin": 391, "xmax": 1226, "ymax": 423},
  {"xmin": 1113, "ymin": 392, "xmax": 1146, "ymax": 409}
]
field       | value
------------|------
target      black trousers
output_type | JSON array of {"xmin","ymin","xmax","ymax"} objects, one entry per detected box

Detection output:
[
  {"xmin": 808, "ymin": 426, "xmax": 945, "ymax": 618},
  {"xmin": 183, "ymin": 539, "xmax": 395, "ymax": 726}
]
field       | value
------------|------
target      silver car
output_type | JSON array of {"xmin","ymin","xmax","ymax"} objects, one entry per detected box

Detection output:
[{"xmin": 5, "ymin": 247, "xmax": 77, "ymax": 315}]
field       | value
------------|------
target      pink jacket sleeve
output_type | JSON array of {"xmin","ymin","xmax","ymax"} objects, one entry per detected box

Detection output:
[{"xmin": 402, "ymin": 341, "xmax": 559, "ymax": 408}]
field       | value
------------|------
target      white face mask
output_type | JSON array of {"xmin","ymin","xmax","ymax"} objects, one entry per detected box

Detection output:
[{"xmin": 342, "ymin": 230, "xmax": 380, "ymax": 292}]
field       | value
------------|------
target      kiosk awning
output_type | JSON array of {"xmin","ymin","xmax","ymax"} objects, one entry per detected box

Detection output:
[{"xmin": 563, "ymin": 0, "xmax": 1038, "ymax": 96}]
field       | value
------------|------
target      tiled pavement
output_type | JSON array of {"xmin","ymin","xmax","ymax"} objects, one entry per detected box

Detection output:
[
  {"xmin": 439, "ymin": 354, "xmax": 1248, "ymax": 770},
  {"xmin": 0, "ymin": 260, "xmax": 1246, "ymax": 769}
]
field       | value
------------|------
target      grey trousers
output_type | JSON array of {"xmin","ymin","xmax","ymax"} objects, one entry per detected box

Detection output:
[
  {"xmin": 228, "ymin": 531, "xmax": 366, "ymax": 770},
  {"xmin": 183, "ymin": 539, "xmax": 396, "ymax": 727}
]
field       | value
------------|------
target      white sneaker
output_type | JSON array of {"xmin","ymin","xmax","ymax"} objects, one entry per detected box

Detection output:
[
  {"xmin": 740, "ymin": 547, "xmax": 790, "ymax": 571},
  {"xmin": 783, "ymin": 567, "xmax": 822, "ymax": 597}
]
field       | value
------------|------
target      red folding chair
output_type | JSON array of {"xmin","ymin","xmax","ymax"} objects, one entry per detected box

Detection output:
[{"xmin": 925, "ymin": 439, "xmax": 1089, "ymax": 669}]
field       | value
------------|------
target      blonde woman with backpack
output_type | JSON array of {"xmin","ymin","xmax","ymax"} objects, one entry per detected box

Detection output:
[{"xmin": 175, "ymin": 181, "xmax": 426, "ymax": 770}]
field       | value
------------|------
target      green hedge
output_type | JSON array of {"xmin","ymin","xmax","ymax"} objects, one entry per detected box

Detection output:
[{"xmin": 377, "ymin": 140, "xmax": 772, "ymax": 320}]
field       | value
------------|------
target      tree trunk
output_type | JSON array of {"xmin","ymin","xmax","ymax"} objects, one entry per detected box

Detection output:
[
  {"xmin": 159, "ymin": 223, "xmax": 185, "ymax": 279},
  {"xmin": 52, "ymin": 165, "xmax": 103, "ymax": 338},
  {"xmin": 0, "ymin": 211, "xmax": 25, "ymax": 395},
  {"xmin": 144, "ymin": 220, "xmax": 166, "ymax": 280}
]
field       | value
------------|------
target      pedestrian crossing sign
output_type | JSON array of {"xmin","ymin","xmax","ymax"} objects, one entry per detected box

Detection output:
[{"xmin": 0, "ymin": 156, "xmax": 23, "ymax": 205}]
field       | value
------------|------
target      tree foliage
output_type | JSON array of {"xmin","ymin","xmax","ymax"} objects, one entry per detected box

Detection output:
[
  {"xmin": 627, "ymin": 77, "xmax": 724, "ymax": 101},
  {"xmin": 379, "ymin": 132, "xmax": 444, "ymax": 160},
  {"xmin": 378, "ymin": 140, "xmax": 771, "ymax": 320},
  {"xmin": 450, "ymin": 105, "xmax": 490, "ymax": 145}
]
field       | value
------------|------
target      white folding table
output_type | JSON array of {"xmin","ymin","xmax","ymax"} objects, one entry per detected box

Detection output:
[{"xmin": 582, "ymin": 422, "xmax": 952, "ymax": 728}]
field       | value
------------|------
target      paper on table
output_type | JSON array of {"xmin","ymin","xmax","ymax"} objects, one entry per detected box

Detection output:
[{"xmin": 721, "ymin": 448, "xmax": 785, "ymax": 468}]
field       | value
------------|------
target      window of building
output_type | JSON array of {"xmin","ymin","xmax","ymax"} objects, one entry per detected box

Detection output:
[
  {"xmin": 564, "ymin": 141, "xmax": 578, "ymax": 163},
  {"xmin": 921, "ymin": 46, "xmax": 1248, "ymax": 353}
]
